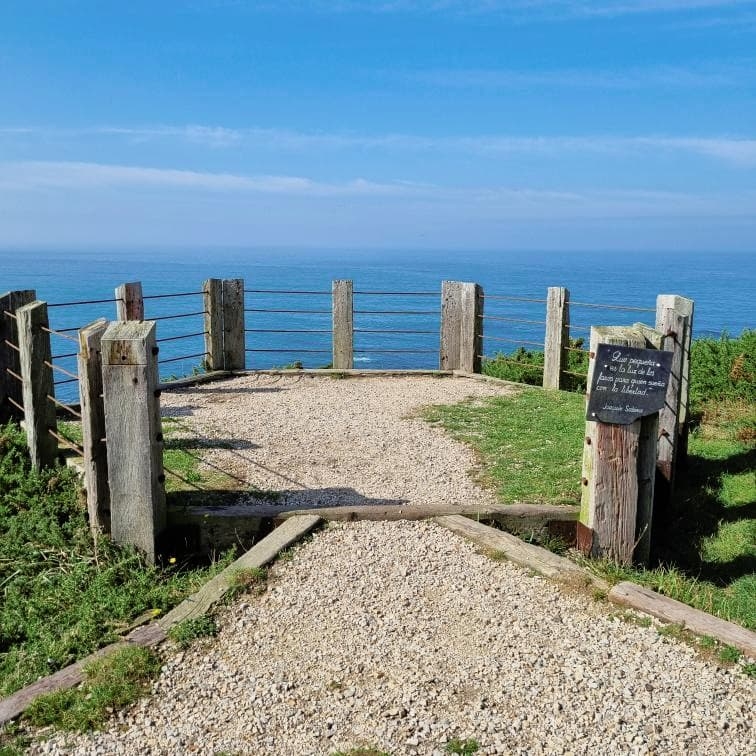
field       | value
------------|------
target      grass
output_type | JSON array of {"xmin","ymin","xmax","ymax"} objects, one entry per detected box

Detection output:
[
  {"xmin": 421, "ymin": 387, "xmax": 585, "ymax": 505},
  {"xmin": 445, "ymin": 738, "xmax": 480, "ymax": 755},
  {"xmin": 0, "ymin": 422, "xmax": 234, "ymax": 699},
  {"xmin": 24, "ymin": 645, "xmax": 161, "ymax": 732},
  {"xmin": 422, "ymin": 330, "xmax": 755, "ymax": 630},
  {"xmin": 167, "ymin": 615, "xmax": 218, "ymax": 648}
]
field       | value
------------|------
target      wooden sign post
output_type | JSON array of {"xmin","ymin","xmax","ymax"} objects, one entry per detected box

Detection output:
[{"xmin": 579, "ymin": 326, "xmax": 673, "ymax": 565}]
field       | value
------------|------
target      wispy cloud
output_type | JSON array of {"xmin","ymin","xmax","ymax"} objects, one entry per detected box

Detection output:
[
  {"xmin": 0, "ymin": 160, "xmax": 417, "ymax": 197},
  {"xmin": 4, "ymin": 126, "xmax": 756, "ymax": 166}
]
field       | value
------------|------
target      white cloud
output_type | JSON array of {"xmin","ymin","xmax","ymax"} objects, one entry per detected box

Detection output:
[{"xmin": 0, "ymin": 160, "xmax": 419, "ymax": 197}]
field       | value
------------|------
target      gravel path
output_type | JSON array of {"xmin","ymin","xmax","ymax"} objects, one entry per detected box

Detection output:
[
  {"xmin": 38, "ymin": 520, "xmax": 754, "ymax": 755},
  {"xmin": 159, "ymin": 374, "xmax": 517, "ymax": 511}
]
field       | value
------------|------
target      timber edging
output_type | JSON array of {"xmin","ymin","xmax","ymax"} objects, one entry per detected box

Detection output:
[{"xmin": 0, "ymin": 515, "xmax": 321, "ymax": 726}]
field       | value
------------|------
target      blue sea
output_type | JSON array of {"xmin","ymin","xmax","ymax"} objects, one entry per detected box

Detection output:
[{"xmin": 1, "ymin": 248, "xmax": 754, "ymax": 401}]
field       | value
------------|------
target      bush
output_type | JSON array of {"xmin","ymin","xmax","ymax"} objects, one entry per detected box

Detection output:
[{"xmin": 689, "ymin": 330, "xmax": 755, "ymax": 411}]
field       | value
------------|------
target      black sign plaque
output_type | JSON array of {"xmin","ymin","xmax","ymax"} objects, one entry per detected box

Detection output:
[{"xmin": 586, "ymin": 344, "xmax": 673, "ymax": 425}]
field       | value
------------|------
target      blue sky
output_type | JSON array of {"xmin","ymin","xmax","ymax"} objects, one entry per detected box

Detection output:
[{"xmin": 1, "ymin": 0, "xmax": 755, "ymax": 251}]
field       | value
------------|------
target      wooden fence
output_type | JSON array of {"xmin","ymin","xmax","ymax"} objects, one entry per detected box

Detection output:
[{"xmin": 0, "ymin": 278, "xmax": 693, "ymax": 567}]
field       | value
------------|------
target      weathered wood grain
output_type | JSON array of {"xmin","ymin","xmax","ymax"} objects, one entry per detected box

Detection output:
[
  {"xmin": 459, "ymin": 282, "xmax": 483, "ymax": 374},
  {"xmin": 0, "ymin": 289, "xmax": 36, "ymax": 423},
  {"xmin": 581, "ymin": 326, "xmax": 658, "ymax": 565},
  {"xmin": 115, "ymin": 281, "xmax": 144, "ymax": 321},
  {"xmin": 543, "ymin": 286, "xmax": 570, "ymax": 390},
  {"xmin": 222, "ymin": 278, "xmax": 245, "ymax": 370},
  {"xmin": 102, "ymin": 321, "xmax": 165, "ymax": 564},
  {"xmin": 435, "ymin": 515, "xmax": 607, "ymax": 590},
  {"xmin": 158, "ymin": 515, "xmax": 321, "ymax": 628},
  {"xmin": 332, "ymin": 279, "xmax": 354, "ymax": 370},
  {"xmin": 78, "ymin": 319, "xmax": 110, "ymax": 534},
  {"xmin": 440, "ymin": 281, "xmax": 462, "ymax": 370},
  {"xmin": 203, "ymin": 278, "xmax": 224, "ymax": 371},
  {"xmin": 16, "ymin": 300, "xmax": 58, "ymax": 469},
  {"xmin": 609, "ymin": 581, "xmax": 756, "ymax": 657}
]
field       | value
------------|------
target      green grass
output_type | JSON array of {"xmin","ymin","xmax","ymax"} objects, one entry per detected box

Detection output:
[
  {"xmin": 0, "ymin": 422, "xmax": 234, "ymax": 699},
  {"xmin": 168, "ymin": 615, "xmax": 218, "ymax": 648},
  {"xmin": 421, "ymin": 387, "xmax": 585, "ymax": 505},
  {"xmin": 24, "ymin": 645, "xmax": 161, "ymax": 731},
  {"xmin": 445, "ymin": 738, "xmax": 480, "ymax": 755}
]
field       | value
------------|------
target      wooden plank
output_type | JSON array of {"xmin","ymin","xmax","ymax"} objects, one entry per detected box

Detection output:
[
  {"xmin": 78, "ymin": 319, "xmax": 110, "ymax": 535},
  {"xmin": 16, "ymin": 300, "xmax": 58, "ymax": 469},
  {"xmin": 459, "ymin": 283, "xmax": 483, "ymax": 374},
  {"xmin": 440, "ymin": 281, "xmax": 462, "ymax": 370},
  {"xmin": 332, "ymin": 279, "xmax": 354, "ymax": 370},
  {"xmin": 203, "ymin": 278, "xmax": 224, "ymax": 371},
  {"xmin": 581, "ymin": 326, "xmax": 658, "ymax": 565},
  {"xmin": 543, "ymin": 286, "xmax": 570, "ymax": 390},
  {"xmin": 102, "ymin": 321, "xmax": 165, "ymax": 564},
  {"xmin": 222, "ymin": 278, "xmax": 245, "ymax": 370},
  {"xmin": 159, "ymin": 369, "xmax": 232, "ymax": 391},
  {"xmin": 656, "ymin": 295, "xmax": 694, "ymax": 465},
  {"xmin": 0, "ymin": 289, "xmax": 36, "ymax": 423},
  {"xmin": 609, "ymin": 581, "xmax": 756, "ymax": 658},
  {"xmin": 435, "ymin": 515, "xmax": 607, "ymax": 590},
  {"xmin": 158, "ymin": 515, "xmax": 321, "ymax": 628},
  {"xmin": 115, "ymin": 281, "xmax": 144, "ymax": 321}
]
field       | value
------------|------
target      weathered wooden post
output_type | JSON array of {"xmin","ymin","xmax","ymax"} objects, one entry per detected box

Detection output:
[
  {"xmin": 543, "ymin": 286, "xmax": 570, "ymax": 389},
  {"xmin": 0, "ymin": 289, "xmax": 36, "ymax": 423},
  {"xmin": 579, "ymin": 326, "xmax": 673, "ymax": 565},
  {"xmin": 16, "ymin": 300, "xmax": 58, "ymax": 468},
  {"xmin": 115, "ymin": 282, "xmax": 144, "ymax": 321},
  {"xmin": 102, "ymin": 321, "xmax": 165, "ymax": 564},
  {"xmin": 78, "ymin": 319, "xmax": 110, "ymax": 535},
  {"xmin": 203, "ymin": 278, "xmax": 224, "ymax": 371},
  {"xmin": 656, "ymin": 295, "xmax": 694, "ymax": 467},
  {"xmin": 332, "ymin": 279, "xmax": 354, "ymax": 370},
  {"xmin": 222, "ymin": 279, "xmax": 245, "ymax": 371},
  {"xmin": 441, "ymin": 281, "xmax": 482, "ymax": 371}
]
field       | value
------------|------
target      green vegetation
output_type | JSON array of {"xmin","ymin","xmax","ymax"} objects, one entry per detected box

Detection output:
[
  {"xmin": 445, "ymin": 738, "xmax": 480, "ymax": 755},
  {"xmin": 0, "ymin": 422, "xmax": 233, "ymax": 699},
  {"xmin": 330, "ymin": 749, "xmax": 391, "ymax": 756},
  {"xmin": 421, "ymin": 388, "xmax": 584, "ymax": 505},
  {"xmin": 424, "ymin": 330, "xmax": 755, "ymax": 630},
  {"xmin": 24, "ymin": 646, "xmax": 161, "ymax": 732},
  {"xmin": 482, "ymin": 339, "xmax": 589, "ymax": 392},
  {"xmin": 168, "ymin": 615, "xmax": 218, "ymax": 648}
]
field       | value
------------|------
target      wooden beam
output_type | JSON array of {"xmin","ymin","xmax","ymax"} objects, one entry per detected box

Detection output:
[
  {"xmin": 332, "ymin": 279, "xmax": 354, "ymax": 370},
  {"xmin": 0, "ymin": 289, "xmax": 36, "ymax": 423},
  {"xmin": 222, "ymin": 279, "xmax": 245, "ymax": 370},
  {"xmin": 609, "ymin": 581, "xmax": 756, "ymax": 658},
  {"xmin": 78, "ymin": 319, "xmax": 110, "ymax": 535},
  {"xmin": 440, "ymin": 281, "xmax": 463, "ymax": 370},
  {"xmin": 102, "ymin": 321, "xmax": 165, "ymax": 564},
  {"xmin": 115, "ymin": 281, "xmax": 144, "ymax": 321},
  {"xmin": 543, "ymin": 286, "xmax": 570, "ymax": 390},
  {"xmin": 203, "ymin": 278, "xmax": 224, "ymax": 371},
  {"xmin": 436, "ymin": 515, "xmax": 606, "ymax": 590},
  {"xmin": 16, "ymin": 300, "xmax": 58, "ymax": 469},
  {"xmin": 459, "ymin": 283, "xmax": 483, "ymax": 374}
]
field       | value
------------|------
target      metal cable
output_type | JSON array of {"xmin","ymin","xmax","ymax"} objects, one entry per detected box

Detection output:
[
  {"xmin": 482, "ymin": 336, "xmax": 545, "ymax": 347},
  {"xmin": 156, "ymin": 331, "xmax": 208, "ymax": 343},
  {"xmin": 142, "ymin": 291, "xmax": 203, "ymax": 300},
  {"xmin": 45, "ymin": 361, "xmax": 79, "ymax": 380},
  {"xmin": 151, "ymin": 311, "xmax": 208, "ymax": 321},
  {"xmin": 354, "ymin": 310, "xmax": 439, "ymax": 316},
  {"xmin": 570, "ymin": 301, "xmax": 655, "ymax": 312},
  {"xmin": 482, "ymin": 295, "xmax": 546, "ymax": 303},
  {"xmin": 47, "ymin": 395, "xmax": 82, "ymax": 419},
  {"xmin": 48, "ymin": 428, "xmax": 84, "ymax": 456},
  {"xmin": 158, "ymin": 351, "xmax": 209, "ymax": 364},
  {"xmin": 480, "ymin": 315, "xmax": 546, "ymax": 325},
  {"xmin": 4, "ymin": 339, "xmax": 20, "ymax": 352},
  {"xmin": 354, "ymin": 290, "xmax": 437, "ymax": 296},
  {"xmin": 48, "ymin": 297, "xmax": 120, "ymax": 308},
  {"xmin": 245, "ymin": 289, "xmax": 331, "ymax": 295},
  {"xmin": 244, "ymin": 308, "xmax": 331, "ymax": 314}
]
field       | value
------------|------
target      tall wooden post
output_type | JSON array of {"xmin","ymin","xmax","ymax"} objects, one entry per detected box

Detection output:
[
  {"xmin": 222, "ymin": 279, "xmax": 245, "ymax": 371},
  {"xmin": 579, "ymin": 326, "xmax": 659, "ymax": 565},
  {"xmin": 78, "ymin": 319, "xmax": 110, "ymax": 535},
  {"xmin": 16, "ymin": 300, "xmax": 58, "ymax": 469},
  {"xmin": 332, "ymin": 280, "xmax": 354, "ymax": 370},
  {"xmin": 203, "ymin": 278, "xmax": 224, "ymax": 371},
  {"xmin": 459, "ymin": 283, "xmax": 483, "ymax": 374},
  {"xmin": 440, "ymin": 281, "xmax": 462, "ymax": 370},
  {"xmin": 115, "ymin": 282, "xmax": 144, "ymax": 321},
  {"xmin": 543, "ymin": 286, "xmax": 570, "ymax": 389},
  {"xmin": 102, "ymin": 321, "xmax": 165, "ymax": 564},
  {"xmin": 656, "ymin": 295, "xmax": 694, "ymax": 467},
  {"xmin": 0, "ymin": 289, "xmax": 36, "ymax": 423}
]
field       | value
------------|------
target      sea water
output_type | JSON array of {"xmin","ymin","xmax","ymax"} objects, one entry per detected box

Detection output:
[{"xmin": 1, "ymin": 248, "xmax": 754, "ymax": 400}]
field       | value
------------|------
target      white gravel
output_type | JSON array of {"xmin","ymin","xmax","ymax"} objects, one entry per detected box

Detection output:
[
  {"xmin": 159, "ymin": 373, "xmax": 517, "ymax": 511},
  {"xmin": 37, "ymin": 520, "xmax": 754, "ymax": 756}
]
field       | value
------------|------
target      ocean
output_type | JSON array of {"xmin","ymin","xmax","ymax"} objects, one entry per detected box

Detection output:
[{"xmin": 1, "ymin": 248, "xmax": 754, "ymax": 401}]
